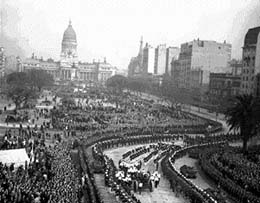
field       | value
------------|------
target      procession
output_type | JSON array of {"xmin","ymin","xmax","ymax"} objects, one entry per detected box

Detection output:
[{"xmin": 1, "ymin": 1, "xmax": 260, "ymax": 203}]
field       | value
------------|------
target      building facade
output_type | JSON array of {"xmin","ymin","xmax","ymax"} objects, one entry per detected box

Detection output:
[
  {"xmin": 209, "ymin": 73, "xmax": 241, "ymax": 99},
  {"xmin": 21, "ymin": 21, "xmax": 117, "ymax": 84},
  {"xmin": 142, "ymin": 43, "xmax": 155, "ymax": 74},
  {"xmin": 172, "ymin": 39, "xmax": 231, "ymax": 90},
  {"xmin": 166, "ymin": 47, "xmax": 179, "ymax": 76},
  {"xmin": 240, "ymin": 26, "xmax": 260, "ymax": 96},
  {"xmin": 154, "ymin": 44, "xmax": 167, "ymax": 75},
  {"xmin": 229, "ymin": 59, "xmax": 242, "ymax": 76}
]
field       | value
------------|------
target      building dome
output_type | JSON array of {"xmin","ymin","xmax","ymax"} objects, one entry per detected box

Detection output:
[
  {"xmin": 60, "ymin": 20, "xmax": 78, "ymax": 67},
  {"xmin": 62, "ymin": 20, "xmax": 77, "ymax": 43},
  {"xmin": 61, "ymin": 20, "xmax": 77, "ymax": 57}
]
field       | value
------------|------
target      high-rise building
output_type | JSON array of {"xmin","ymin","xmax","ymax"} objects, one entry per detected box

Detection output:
[
  {"xmin": 166, "ymin": 47, "xmax": 179, "ymax": 76},
  {"xmin": 240, "ymin": 26, "xmax": 260, "ymax": 96},
  {"xmin": 142, "ymin": 43, "xmax": 155, "ymax": 74},
  {"xmin": 154, "ymin": 44, "xmax": 167, "ymax": 75},
  {"xmin": 172, "ymin": 39, "xmax": 231, "ymax": 90}
]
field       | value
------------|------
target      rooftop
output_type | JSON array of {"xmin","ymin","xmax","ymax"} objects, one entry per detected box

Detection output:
[{"xmin": 244, "ymin": 26, "xmax": 260, "ymax": 46}]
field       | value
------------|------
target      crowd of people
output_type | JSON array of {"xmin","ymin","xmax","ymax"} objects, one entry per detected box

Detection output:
[
  {"xmin": 200, "ymin": 146, "xmax": 260, "ymax": 203},
  {"xmin": 2, "ymin": 86, "xmax": 256, "ymax": 203},
  {"xmin": 0, "ymin": 137, "xmax": 80, "ymax": 203},
  {"xmin": 92, "ymin": 139, "xmax": 183, "ymax": 201},
  {"xmin": 50, "ymin": 90, "xmax": 220, "ymax": 135},
  {"xmin": 48, "ymin": 142, "xmax": 81, "ymax": 203}
]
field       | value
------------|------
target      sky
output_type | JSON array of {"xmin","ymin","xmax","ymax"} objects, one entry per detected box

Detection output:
[{"xmin": 1, "ymin": 0, "xmax": 260, "ymax": 69}]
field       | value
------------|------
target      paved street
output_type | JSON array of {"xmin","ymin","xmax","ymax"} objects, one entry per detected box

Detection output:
[
  {"xmin": 174, "ymin": 155, "xmax": 214, "ymax": 190},
  {"xmin": 105, "ymin": 145, "xmax": 186, "ymax": 203}
]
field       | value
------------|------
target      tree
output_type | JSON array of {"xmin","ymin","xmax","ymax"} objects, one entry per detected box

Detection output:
[
  {"xmin": 225, "ymin": 94, "xmax": 260, "ymax": 154},
  {"xmin": 27, "ymin": 69, "xmax": 54, "ymax": 91},
  {"xmin": 6, "ymin": 85, "xmax": 36, "ymax": 109},
  {"xmin": 106, "ymin": 75, "xmax": 128, "ymax": 94},
  {"xmin": 5, "ymin": 72, "xmax": 36, "ymax": 109},
  {"xmin": 6, "ymin": 72, "xmax": 29, "ymax": 86},
  {"xmin": 127, "ymin": 76, "xmax": 152, "ymax": 95}
]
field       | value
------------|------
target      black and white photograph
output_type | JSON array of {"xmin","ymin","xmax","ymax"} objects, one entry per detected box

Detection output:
[{"xmin": 0, "ymin": 0, "xmax": 260, "ymax": 203}]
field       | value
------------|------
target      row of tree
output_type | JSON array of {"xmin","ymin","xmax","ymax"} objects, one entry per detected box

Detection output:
[
  {"xmin": 106, "ymin": 74, "xmax": 199, "ymax": 104},
  {"xmin": 4, "ymin": 69, "xmax": 54, "ymax": 109},
  {"xmin": 106, "ymin": 75, "xmax": 155, "ymax": 94},
  {"xmin": 107, "ymin": 75, "xmax": 260, "ymax": 154}
]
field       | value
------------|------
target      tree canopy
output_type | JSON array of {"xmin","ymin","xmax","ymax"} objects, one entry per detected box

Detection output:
[
  {"xmin": 106, "ymin": 75, "xmax": 128, "ymax": 93},
  {"xmin": 27, "ymin": 69, "xmax": 54, "ymax": 90},
  {"xmin": 5, "ymin": 70, "xmax": 54, "ymax": 109},
  {"xmin": 6, "ymin": 85, "xmax": 36, "ymax": 109},
  {"xmin": 6, "ymin": 69, "xmax": 54, "ymax": 90},
  {"xmin": 6, "ymin": 72, "xmax": 29, "ymax": 86}
]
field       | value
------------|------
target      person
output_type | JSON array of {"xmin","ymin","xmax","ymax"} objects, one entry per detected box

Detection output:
[
  {"xmin": 154, "ymin": 175, "xmax": 159, "ymax": 188},
  {"xmin": 138, "ymin": 182, "xmax": 143, "ymax": 194},
  {"xmin": 156, "ymin": 162, "xmax": 159, "ymax": 170},
  {"xmin": 149, "ymin": 180, "xmax": 153, "ymax": 192},
  {"xmin": 133, "ymin": 180, "xmax": 137, "ymax": 192}
]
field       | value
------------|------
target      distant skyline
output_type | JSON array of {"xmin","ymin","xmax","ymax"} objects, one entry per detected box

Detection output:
[{"xmin": 1, "ymin": 0, "xmax": 260, "ymax": 69}]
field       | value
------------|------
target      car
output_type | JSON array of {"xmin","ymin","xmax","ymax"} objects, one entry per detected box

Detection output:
[{"xmin": 180, "ymin": 165, "xmax": 197, "ymax": 179}]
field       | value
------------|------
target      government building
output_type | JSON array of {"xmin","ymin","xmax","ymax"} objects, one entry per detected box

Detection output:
[{"xmin": 21, "ymin": 21, "xmax": 117, "ymax": 85}]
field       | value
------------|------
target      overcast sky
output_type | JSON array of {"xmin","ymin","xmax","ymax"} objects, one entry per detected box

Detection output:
[{"xmin": 2, "ymin": 0, "xmax": 260, "ymax": 69}]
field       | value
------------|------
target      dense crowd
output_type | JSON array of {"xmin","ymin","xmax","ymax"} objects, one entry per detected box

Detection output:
[
  {"xmin": 48, "ymin": 142, "xmax": 80, "ymax": 203},
  {"xmin": 200, "ymin": 146, "xmax": 260, "ymax": 203},
  {"xmin": 50, "ymin": 91, "xmax": 219, "ymax": 135},
  {"xmin": 92, "ymin": 140, "xmax": 176, "ymax": 202},
  {"xmin": 2, "ymin": 87, "xmax": 255, "ymax": 203},
  {"xmin": 0, "ymin": 135, "xmax": 51, "ymax": 203},
  {"xmin": 206, "ymin": 146, "xmax": 260, "ymax": 202},
  {"xmin": 0, "ymin": 124, "xmax": 80, "ymax": 203}
]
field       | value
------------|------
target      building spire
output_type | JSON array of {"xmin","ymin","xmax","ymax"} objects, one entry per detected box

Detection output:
[
  {"xmin": 139, "ymin": 36, "xmax": 143, "ymax": 56},
  {"xmin": 69, "ymin": 18, "xmax": 72, "ymax": 26}
]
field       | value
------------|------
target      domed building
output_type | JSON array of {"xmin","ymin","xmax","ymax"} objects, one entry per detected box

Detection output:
[
  {"xmin": 60, "ymin": 20, "xmax": 78, "ymax": 68},
  {"xmin": 60, "ymin": 20, "xmax": 79, "ymax": 80},
  {"xmin": 21, "ymin": 20, "xmax": 118, "ymax": 84}
]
